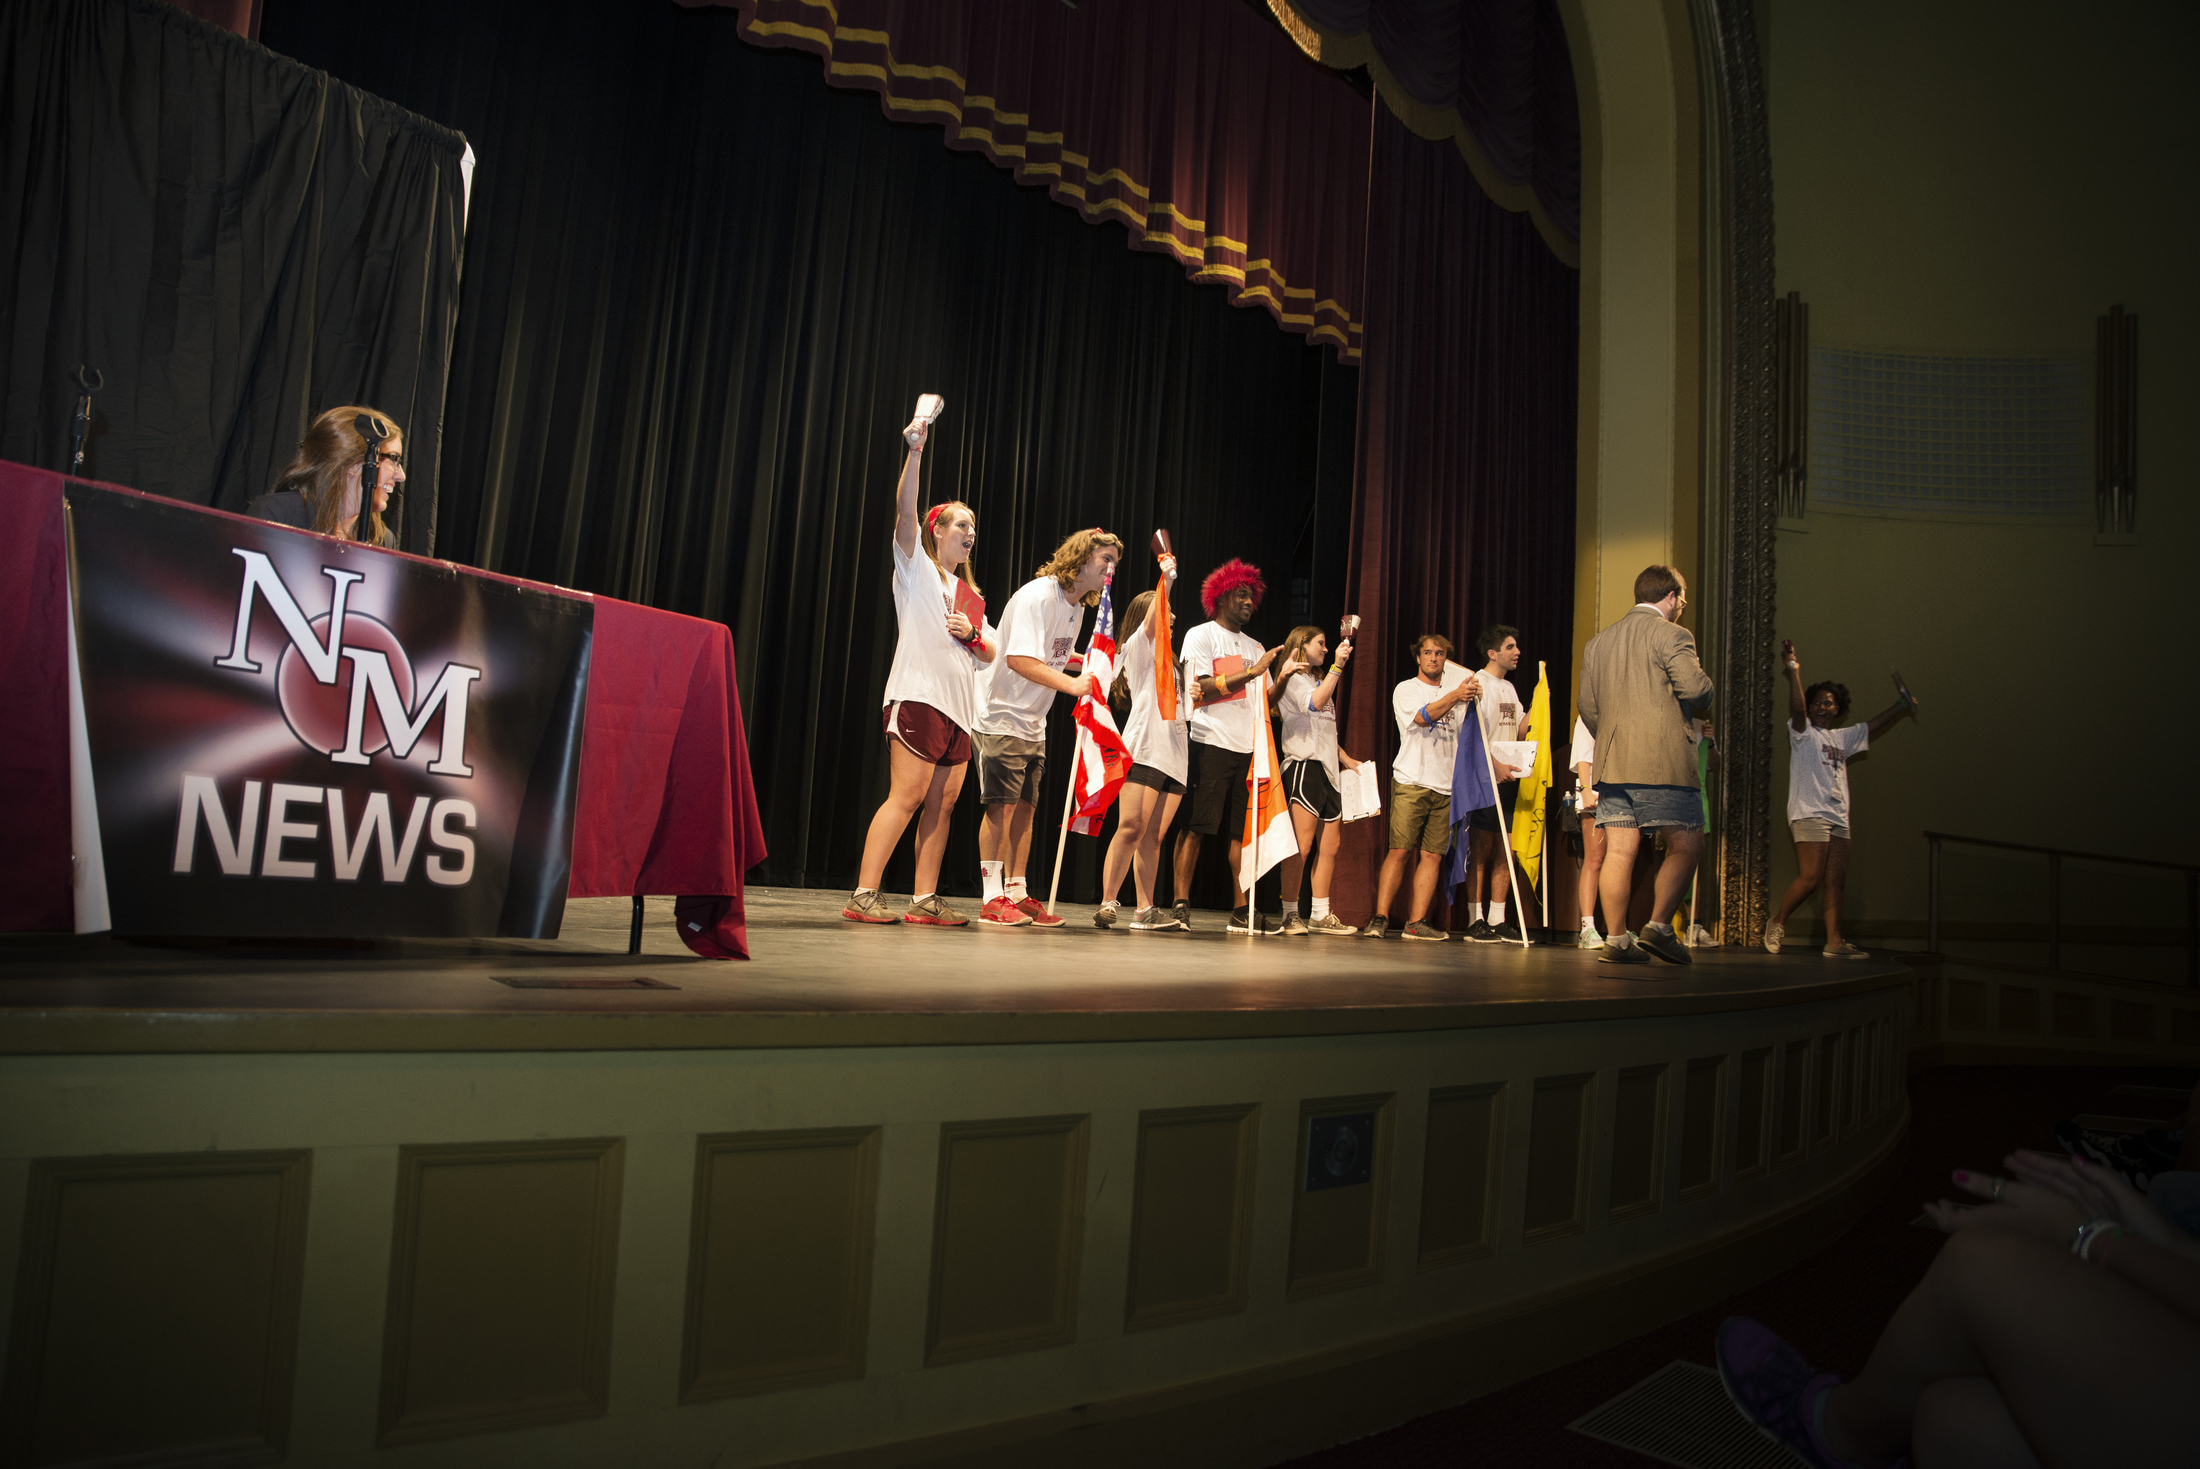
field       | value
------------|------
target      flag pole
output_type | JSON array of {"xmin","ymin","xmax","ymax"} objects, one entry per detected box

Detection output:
[
  {"xmin": 1477, "ymin": 712, "xmax": 1533, "ymax": 950},
  {"xmin": 1046, "ymin": 727, "xmax": 1081, "ymax": 917},
  {"xmin": 1247, "ymin": 673, "xmax": 1263, "ymax": 929},
  {"xmin": 1537, "ymin": 661, "xmax": 1550, "ymax": 935}
]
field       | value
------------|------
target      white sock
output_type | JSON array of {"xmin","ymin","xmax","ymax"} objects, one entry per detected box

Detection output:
[
  {"xmin": 1006, "ymin": 877, "xmax": 1029, "ymax": 902},
  {"xmin": 1490, "ymin": 902, "xmax": 1507, "ymax": 925},
  {"xmin": 1580, "ymin": 915, "xmax": 1598, "ymax": 931},
  {"xmin": 1610, "ymin": 930, "xmax": 1636, "ymax": 948},
  {"xmin": 1469, "ymin": 901, "xmax": 1485, "ymax": 923},
  {"xmin": 1100, "ymin": 898, "xmax": 1119, "ymax": 911},
  {"xmin": 1311, "ymin": 897, "xmax": 1331, "ymax": 919},
  {"xmin": 1648, "ymin": 920, "xmax": 1675, "ymax": 936},
  {"xmin": 854, "ymin": 887, "xmax": 878, "ymax": 900},
  {"xmin": 911, "ymin": 892, "xmax": 934, "ymax": 905},
  {"xmin": 982, "ymin": 862, "xmax": 1004, "ymax": 902}
]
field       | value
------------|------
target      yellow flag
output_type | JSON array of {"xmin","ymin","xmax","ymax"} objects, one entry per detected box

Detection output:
[{"xmin": 1510, "ymin": 661, "xmax": 1553, "ymax": 875}]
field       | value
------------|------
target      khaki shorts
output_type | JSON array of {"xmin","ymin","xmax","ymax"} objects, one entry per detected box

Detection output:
[
  {"xmin": 1790, "ymin": 817, "xmax": 1850, "ymax": 843},
  {"xmin": 975, "ymin": 732, "xmax": 1047, "ymax": 805},
  {"xmin": 1388, "ymin": 781, "xmax": 1453, "ymax": 855}
]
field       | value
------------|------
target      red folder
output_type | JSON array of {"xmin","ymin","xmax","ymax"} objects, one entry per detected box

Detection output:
[{"xmin": 1208, "ymin": 653, "xmax": 1248, "ymax": 703}]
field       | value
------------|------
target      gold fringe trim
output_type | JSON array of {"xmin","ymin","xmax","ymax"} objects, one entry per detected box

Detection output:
[
  {"xmin": 732, "ymin": 0, "xmax": 1364, "ymax": 359},
  {"xmin": 1275, "ymin": 0, "xmax": 1580, "ymax": 270}
]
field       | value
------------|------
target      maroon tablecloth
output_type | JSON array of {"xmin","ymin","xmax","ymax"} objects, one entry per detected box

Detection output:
[{"xmin": 0, "ymin": 460, "xmax": 766, "ymax": 958}]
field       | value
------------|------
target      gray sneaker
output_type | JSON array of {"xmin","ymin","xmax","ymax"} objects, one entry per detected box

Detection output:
[
  {"xmin": 842, "ymin": 890, "xmax": 899, "ymax": 924},
  {"xmin": 1763, "ymin": 920, "xmax": 1785, "ymax": 954},
  {"xmin": 1401, "ymin": 919, "xmax": 1449, "ymax": 941},
  {"xmin": 1095, "ymin": 903, "xmax": 1121, "ymax": 929},
  {"xmin": 1129, "ymin": 906, "xmax": 1181, "ymax": 931},
  {"xmin": 1172, "ymin": 901, "xmax": 1194, "ymax": 931},
  {"xmin": 1359, "ymin": 915, "xmax": 1390, "ymax": 939},
  {"xmin": 1282, "ymin": 911, "xmax": 1310, "ymax": 935},
  {"xmin": 1576, "ymin": 926, "xmax": 1605, "ymax": 950},
  {"xmin": 902, "ymin": 894, "xmax": 967, "ymax": 927},
  {"xmin": 1308, "ymin": 912, "xmax": 1356, "ymax": 936}
]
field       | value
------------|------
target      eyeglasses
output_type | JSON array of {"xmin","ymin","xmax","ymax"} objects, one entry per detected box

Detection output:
[{"xmin": 363, "ymin": 453, "xmax": 405, "ymax": 470}]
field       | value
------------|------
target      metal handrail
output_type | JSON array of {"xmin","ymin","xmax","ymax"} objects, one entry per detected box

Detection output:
[{"xmin": 1924, "ymin": 831, "xmax": 2200, "ymax": 986}]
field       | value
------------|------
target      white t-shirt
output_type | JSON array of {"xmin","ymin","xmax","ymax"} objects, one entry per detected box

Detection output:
[
  {"xmin": 1787, "ymin": 722, "xmax": 1870, "ymax": 826},
  {"xmin": 1569, "ymin": 716, "xmax": 1594, "ymax": 772},
  {"xmin": 1117, "ymin": 615, "xmax": 1189, "ymax": 784},
  {"xmin": 974, "ymin": 576, "xmax": 1086, "ymax": 741},
  {"xmin": 1472, "ymin": 669, "xmax": 1525, "ymax": 746},
  {"xmin": 1276, "ymin": 672, "xmax": 1339, "ymax": 782},
  {"xmin": 1391, "ymin": 667, "xmax": 1471, "ymax": 792},
  {"xmin": 1182, "ymin": 620, "xmax": 1264, "ymax": 754},
  {"xmin": 882, "ymin": 540, "xmax": 983, "ymax": 732}
]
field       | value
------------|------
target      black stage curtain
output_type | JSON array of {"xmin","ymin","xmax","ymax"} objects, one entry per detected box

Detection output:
[
  {"xmin": 1333, "ymin": 103, "xmax": 1581, "ymax": 930},
  {"xmin": 0, "ymin": 0, "xmax": 466, "ymax": 553},
  {"xmin": 260, "ymin": 0, "xmax": 1357, "ymax": 903}
]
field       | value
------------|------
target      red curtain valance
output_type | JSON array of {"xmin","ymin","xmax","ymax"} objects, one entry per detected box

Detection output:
[{"xmin": 682, "ymin": 0, "xmax": 1369, "ymax": 360}]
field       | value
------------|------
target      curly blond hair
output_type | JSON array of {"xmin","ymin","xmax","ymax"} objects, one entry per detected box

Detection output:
[{"xmin": 1034, "ymin": 527, "xmax": 1124, "ymax": 608}]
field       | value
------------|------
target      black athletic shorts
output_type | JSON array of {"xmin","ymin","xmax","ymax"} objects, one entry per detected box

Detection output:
[
  {"xmin": 1183, "ymin": 740, "xmax": 1252, "ymax": 835},
  {"xmin": 1282, "ymin": 759, "xmax": 1340, "ymax": 821},
  {"xmin": 1125, "ymin": 762, "xmax": 1187, "ymax": 797},
  {"xmin": 1467, "ymin": 782, "xmax": 1518, "ymax": 833}
]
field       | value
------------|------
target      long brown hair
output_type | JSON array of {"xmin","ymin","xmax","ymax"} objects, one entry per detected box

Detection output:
[
  {"xmin": 268, "ymin": 405, "xmax": 401, "ymax": 545},
  {"xmin": 922, "ymin": 501, "xmax": 982, "ymax": 597},
  {"xmin": 1110, "ymin": 589, "xmax": 1158, "ymax": 707},
  {"xmin": 1275, "ymin": 624, "xmax": 1326, "ymax": 692}
]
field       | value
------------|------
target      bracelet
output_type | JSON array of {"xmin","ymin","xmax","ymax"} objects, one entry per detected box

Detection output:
[{"xmin": 2072, "ymin": 1218, "xmax": 2124, "ymax": 1262}]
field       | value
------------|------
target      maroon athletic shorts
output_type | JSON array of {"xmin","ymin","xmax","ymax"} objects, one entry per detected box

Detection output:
[{"xmin": 882, "ymin": 700, "xmax": 973, "ymax": 766}]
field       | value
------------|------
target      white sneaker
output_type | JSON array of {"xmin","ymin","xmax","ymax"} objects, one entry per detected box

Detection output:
[
  {"xmin": 1576, "ymin": 926, "xmax": 1604, "ymax": 951},
  {"xmin": 1763, "ymin": 920, "xmax": 1784, "ymax": 954}
]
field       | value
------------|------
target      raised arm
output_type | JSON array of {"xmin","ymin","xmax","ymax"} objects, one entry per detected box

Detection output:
[
  {"xmin": 1141, "ymin": 553, "xmax": 1178, "ymax": 637},
  {"xmin": 1782, "ymin": 640, "xmax": 1807, "ymax": 732},
  {"xmin": 1309, "ymin": 639, "xmax": 1351, "ymax": 711},
  {"xmin": 892, "ymin": 418, "xmax": 929, "ymax": 558},
  {"xmin": 1864, "ymin": 700, "xmax": 1910, "ymax": 739}
]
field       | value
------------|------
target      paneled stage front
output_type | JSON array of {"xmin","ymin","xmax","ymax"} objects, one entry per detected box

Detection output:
[{"xmin": 0, "ymin": 891, "xmax": 1916, "ymax": 1468}]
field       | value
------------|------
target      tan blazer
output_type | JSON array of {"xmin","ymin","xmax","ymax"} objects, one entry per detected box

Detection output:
[{"xmin": 1578, "ymin": 607, "xmax": 1715, "ymax": 788}]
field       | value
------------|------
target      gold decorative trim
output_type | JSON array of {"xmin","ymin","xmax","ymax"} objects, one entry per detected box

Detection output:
[
  {"xmin": 730, "ymin": 0, "xmax": 1365, "ymax": 359},
  {"xmin": 1275, "ymin": 1, "xmax": 1581, "ymax": 270}
]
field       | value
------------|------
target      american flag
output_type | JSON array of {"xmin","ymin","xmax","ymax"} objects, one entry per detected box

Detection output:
[{"xmin": 1068, "ymin": 576, "xmax": 1132, "ymax": 835}]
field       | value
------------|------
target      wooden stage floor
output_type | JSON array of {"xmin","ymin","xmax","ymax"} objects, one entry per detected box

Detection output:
[{"xmin": 0, "ymin": 889, "xmax": 1912, "ymax": 1052}]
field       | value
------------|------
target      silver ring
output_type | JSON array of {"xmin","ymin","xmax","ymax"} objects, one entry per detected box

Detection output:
[{"xmin": 1991, "ymin": 1177, "xmax": 2006, "ymax": 1202}]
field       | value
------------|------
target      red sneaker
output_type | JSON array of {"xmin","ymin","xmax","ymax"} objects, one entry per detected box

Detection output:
[
  {"xmin": 1015, "ymin": 896, "xmax": 1065, "ymax": 928},
  {"xmin": 978, "ymin": 896, "xmax": 1033, "ymax": 927}
]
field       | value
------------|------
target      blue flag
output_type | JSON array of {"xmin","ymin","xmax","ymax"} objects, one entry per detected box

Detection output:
[{"xmin": 1443, "ymin": 703, "xmax": 1496, "ymax": 904}]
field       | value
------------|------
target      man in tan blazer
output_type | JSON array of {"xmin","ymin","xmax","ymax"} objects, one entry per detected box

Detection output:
[{"xmin": 1578, "ymin": 565, "xmax": 1714, "ymax": 965}]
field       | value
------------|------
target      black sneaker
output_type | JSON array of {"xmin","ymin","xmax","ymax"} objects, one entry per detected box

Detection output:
[
  {"xmin": 1172, "ymin": 901, "xmax": 1194, "ymax": 931},
  {"xmin": 1599, "ymin": 942, "xmax": 1653, "ymax": 966},
  {"xmin": 1359, "ymin": 915, "xmax": 1390, "ymax": 939},
  {"xmin": 1637, "ymin": 925, "xmax": 1693, "ymax": 965},
  {"xmin": 1464, "ymin": 920, "xmax": 1501, "ymax": 944},
  {"xmin": 1490, "ymin": 920, "xmax": 1524, "ymax": 943},
  {"xmin": 1226, "ymin": 907, "xmax": 1253, "ymax": 935}
]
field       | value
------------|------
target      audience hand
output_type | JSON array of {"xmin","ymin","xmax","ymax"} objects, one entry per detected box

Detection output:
[
  {"xmin": 1926, "ymin": 1168, "xmax": 2088, "ymax": 1243},
  {"xmin": 2006, "ymin": 1149, "xmax": 2195, "ymax": 1249}
]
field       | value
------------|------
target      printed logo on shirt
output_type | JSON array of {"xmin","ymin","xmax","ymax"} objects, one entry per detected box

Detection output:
[{"xmin": 1051, "ymin": 635, "xmax": 1075, "ymax": 664}]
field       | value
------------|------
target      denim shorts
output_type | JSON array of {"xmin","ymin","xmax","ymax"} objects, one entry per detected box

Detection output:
[{"xmin": 1592, "ymin": 782, "xmax": 1701, "ymax": 830}]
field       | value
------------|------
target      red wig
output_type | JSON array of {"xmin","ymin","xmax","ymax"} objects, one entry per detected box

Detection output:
[{"xmin": 1200, "ymin": 558, "xmax": 1266, "ymax": 616}]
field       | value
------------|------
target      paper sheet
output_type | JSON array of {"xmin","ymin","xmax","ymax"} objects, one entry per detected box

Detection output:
[{"xmin": 1339, "ymin": 764, "xmax": 1383, "ymax": 823}]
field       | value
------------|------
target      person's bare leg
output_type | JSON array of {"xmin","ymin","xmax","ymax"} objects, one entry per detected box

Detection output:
[
  {"xmin": 1407, "ymin": 849, "xmax": 1442, "ymax": 924},
  {"xmin": 979, "ymin": 802, "xmax": 1011, "ymax": 867},
  {"xmin": 1577, "ymin": 821, "xmax": 1607, "ymax": 930},
  {"xmin": 1311, "ymin": 819, "xmax": 1342, "ymax": 901},
  {"xmin": 1484, "ymin": 827, "xmax": 1512, "ymax": 906},
  {"xmin": 1822, "ymin": 1228, "xmax": 2200, "ymax": 1469},
  {"xmin": 1598, "ymin": 827, "xmax": 1642, "ymax": 936},
  {"xmin": 1281, "ymin": 805, "xmax": 1319, "ymax": 904},
  {"xmin": 1225, "ymin": 838, "xmax": 1248, "ymax": 909},
  {"xmin": 1648, "ymin": 826, "xmax": 1701, "ymax": 925},
  {"xmin": 1822, "ymin": 836, "xmax": 1852, "ymax": 947},
  {"xmin": 1133, "ymin": 792, "xmax": 1182, "ymax": 911},
  {"xmin": 1910, "ymin": 1379, "xmax": 2040, "ymax": 1469},
  {"xmin": 910, "ymin": 763, "xmax": 965, "ymax": 897},
  {"xmin": 858, "ymin": 742, "xmax": 936, "ymax": 890},
  {"xmin": 1173, "ymin": 829, "xmax": 1203, "ymax": 904},
  {"xmin": 1375, "ymin": 847, "xmax": 1410, "ymax": 921},
  {"xmin": 1101, "ymin": 785, "xmax": 1153, "ymax": 905},
  {"xmin": 1776, "ymin": 841, "xmax": 1827, "ymax": 926},
  {"xmin": 1006, "ymin": 800, "xmax": 1036, "ymax": 886}
]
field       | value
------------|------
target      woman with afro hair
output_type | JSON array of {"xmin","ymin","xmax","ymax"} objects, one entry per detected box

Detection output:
[
  {"xmin": 1169, "ymin": 558, "xmax": 1286, "ymax": 933},
  {"xmin": 1766, "ymin": 638, "xmax": 1913, "ymax": 958}
]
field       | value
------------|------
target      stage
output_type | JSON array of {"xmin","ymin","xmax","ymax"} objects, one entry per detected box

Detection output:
[{"xmin": 0, "ymin": 893, "xmax": 1917, "ymax": 1468}]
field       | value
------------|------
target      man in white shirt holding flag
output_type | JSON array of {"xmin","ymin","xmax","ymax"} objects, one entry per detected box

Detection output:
[{"xmin": 1043, "ymin": 570, "xmax": 1134, "ymax": 918}]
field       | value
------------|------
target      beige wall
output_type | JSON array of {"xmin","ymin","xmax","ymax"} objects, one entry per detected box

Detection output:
[{"xmin": 1764, "ymin": 0, "xmax": 2196, "ymax": 940}]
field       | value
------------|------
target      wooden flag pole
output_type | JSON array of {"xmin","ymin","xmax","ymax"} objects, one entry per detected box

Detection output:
[
  {"xmin": 1477, "ymin": 714, "xmax": 1533, "ymax": 950},
  {"xmin": 1046, "ymin": 727, "xmax": 1080, "ymax": 918}
]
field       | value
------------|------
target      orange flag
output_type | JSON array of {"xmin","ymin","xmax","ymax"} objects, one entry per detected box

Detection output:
[{"xmin": 1153, "ymin": 587, "xmax": 1178, "ymax": 721}]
